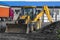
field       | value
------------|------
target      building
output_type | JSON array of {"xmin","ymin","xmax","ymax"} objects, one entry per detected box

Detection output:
[{"xmin": 0, "ymin": 1, "xmax": 60, "ymax": 22}]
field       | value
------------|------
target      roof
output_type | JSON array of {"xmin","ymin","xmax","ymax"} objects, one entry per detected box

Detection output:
[
  {"xmin": 0, "ymin": 5, "xmax": 9, "ymax": 8},
  {"xmin": 0, "ymin": 1, "xmax": 60, "ymax": 6}
]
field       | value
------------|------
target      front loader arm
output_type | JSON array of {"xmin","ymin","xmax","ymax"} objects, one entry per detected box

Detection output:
[{"xmin": 25, "ymin": 16, "xmax": 30, "ymax": 24}]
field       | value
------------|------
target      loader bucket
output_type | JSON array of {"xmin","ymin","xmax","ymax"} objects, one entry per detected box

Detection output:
[{"xmin": 5, "ymin": 23, "xmax": 27, "ymax": 33}]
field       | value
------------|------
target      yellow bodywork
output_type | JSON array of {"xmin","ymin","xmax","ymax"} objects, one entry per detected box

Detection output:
[
  {"xmin": 19, "ymin": 15, "xmax": 30, "ymax": 24},
  {"xmin": 20, "ymin": 15, "xmax": 27, "ymax": 19},
  {"xmin": 23, "ymin": 6, "xmax": 36, "ymax": 8},
  {"xmin": 32, "ymin": 6, "xmax": 53, "ymax": 23},
  {"xmin": 29, "ymin": 6, "xmax": 53, "ymax": 30},
  {"xmin": 18, "ymin": 6, "xmax": 53, "ymax": 32},
  {"xmin": 5, "ymin": 6, "xmax": 53, "ymax": 33},
  {"xmin": 20, "ymin": 6, "xmax": 53, "ymax": 23},
  {"xmin": 43, "ymin": 6, "xmax": 53, "ymax": 23},
  {"xmin": 25, "ymin": 16, "xmax": 30, "ymax": 24},
  {"xmin": 32, "ymin": 11, "xmax": 44, "ymax": 22}
]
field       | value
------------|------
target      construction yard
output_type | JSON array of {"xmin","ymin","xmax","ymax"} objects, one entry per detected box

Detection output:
[
  {"xmin": 0, "ymin": 1, "xmax": 60, "ymax": 40},
  {"xmin": 0, "ymin": 21, "xmax": 60, "ymax": 40}
]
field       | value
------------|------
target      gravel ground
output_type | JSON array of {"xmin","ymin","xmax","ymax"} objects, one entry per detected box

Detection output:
[{"xmin": 0, "ymin": 21, "xmax": 60, "ymax": 40}]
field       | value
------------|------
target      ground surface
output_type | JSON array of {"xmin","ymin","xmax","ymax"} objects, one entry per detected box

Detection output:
[{"xmin": 0, "ymin": 21, "xmax": 60, "ymax": 40}]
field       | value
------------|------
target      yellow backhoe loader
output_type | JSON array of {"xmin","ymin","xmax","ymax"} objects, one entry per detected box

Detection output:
[{"xmin": 5, "ymin": 6, "xmax": 53, "ymax": 33}]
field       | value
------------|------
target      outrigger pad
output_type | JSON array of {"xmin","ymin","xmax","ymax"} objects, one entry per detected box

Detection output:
[{"xmin": 5, "ymin": 23, "xmax": 27, "ymax": 33}]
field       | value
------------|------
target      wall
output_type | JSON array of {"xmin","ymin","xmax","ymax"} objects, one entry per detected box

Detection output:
[
  {"xmin": 0, "ymin": 7, "xmax": 9, "ymax": 17},
  {"xmin": 11, "ymin": 7, "xmax": 21, "ymax": 20},
  {"xmin": 11, "ymin": 7, "xmax": 60, "ymax": 22}
]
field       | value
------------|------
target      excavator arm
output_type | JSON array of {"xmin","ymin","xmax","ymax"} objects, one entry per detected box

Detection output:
[
  {"xmin": 30, "ymin": 6, "xmax": 53, "ymax": 31},
  {"xmin": 43, "ymin": 6, "xmax": 53, "ymax": 23},
  {"xmin": 32, "ymin": 6, "xmax": 53, "ymax": 23},
  {"xmin": 32, "ymin": 11, "xmax": 44, "ymax": 22}
]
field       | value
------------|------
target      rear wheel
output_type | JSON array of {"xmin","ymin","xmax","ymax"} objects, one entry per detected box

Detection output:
[{"xmin": 0, "ymin": 27, "xmax": 6, "ymax": 33}]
